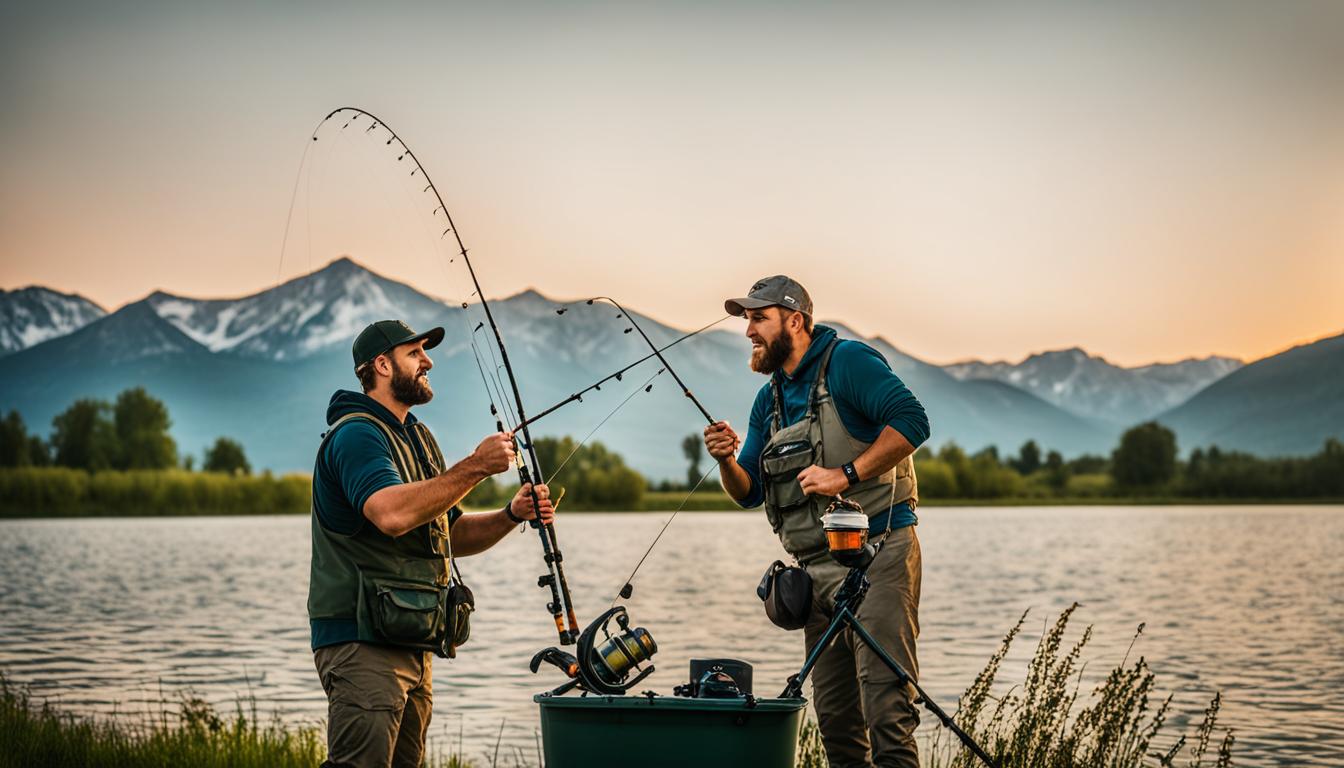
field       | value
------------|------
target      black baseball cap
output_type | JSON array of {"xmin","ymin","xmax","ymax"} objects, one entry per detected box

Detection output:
[
  {"xmin": 724, "ymin": 275, "xmax": 813, "ymax": 317},
  {"xmin": 352, "ymin": 320, "xmax": 445, "ymax": 369}
]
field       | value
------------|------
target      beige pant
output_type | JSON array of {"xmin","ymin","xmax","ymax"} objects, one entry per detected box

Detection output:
[
  {"xmin": 803, "ymin": 526, "xmax": 922, "ymax": 768},
  {"xmin": 313, "ymin": 642, "xmax": 433, "ymax": 768}
]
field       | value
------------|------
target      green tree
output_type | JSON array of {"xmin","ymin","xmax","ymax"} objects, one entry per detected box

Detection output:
[
  {"xmin": 1011, "ymin": 440, "xmax": 1042, "ymax": 475},
  {"xmin": 1, "ymin": 411, "xmax": 33, "ymax": 467},
  {"xmin": 532, "ymin": 436, "xmax": 644, "ymax": 509},
  {"xmin": 203, "ymin": 437, "xmax": 250, "ymax": 475},
  {"xmin": 113, "ymin": 387, "xmax": 177, "ymax": 470},
  {"xmin": 1044, "ymin": 450, "xmax": 1067, "ymax": 491},
  {"xmin": 51, "ymin": 399, "xmax": 119, "ymax": 470},
  {"xmin": 681, "ymin": 433, "xmax": 703, "ymax": 489},
  {"xmin": 1112, "ymin": 421, "xmax": 1177, "ymax": 490},
  {"xmin": 27, "ymin": 435, "xmax": 51, "ymax": 466}
]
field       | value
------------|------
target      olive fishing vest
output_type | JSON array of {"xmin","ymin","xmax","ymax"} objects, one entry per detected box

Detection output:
[
  {"xmin": 760, "ymin": 339, "xmax": 918, "ymax": 564},
  {"xmin": 307, "ymin": 412, "xmax": 453, "ymax": 637}
]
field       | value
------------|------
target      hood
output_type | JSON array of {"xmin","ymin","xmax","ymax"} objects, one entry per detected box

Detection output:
[
  {"xmin": 325, "ymin": 389, "xmax": 418, "ymax": 429},
  {"xmin": 775, "ymin": 324, "xmax": 839, "ymax": 384}
]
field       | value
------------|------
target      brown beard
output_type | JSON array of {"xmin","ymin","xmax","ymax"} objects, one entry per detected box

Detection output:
[
  {"xmin": 391, "ymin": 360, "xmax": 434, "ymax": 406},
  {"xmin": 750, "ymin": 332, "xmax": 794, "ymax": 374}
]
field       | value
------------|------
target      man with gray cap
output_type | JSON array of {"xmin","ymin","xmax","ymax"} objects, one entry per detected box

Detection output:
[
  {"xmin": 308, "ymin": 319, "xmax": 555, "ymax": 768},
  {"xmin": 704, "ymin": 277, "xmax": 930, "ymax": 768}
]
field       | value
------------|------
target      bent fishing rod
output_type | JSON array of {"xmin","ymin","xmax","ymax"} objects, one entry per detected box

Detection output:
[
  {"xmin": 510, "ymin": 314, "xmax": 729, "ymax": 433},
  {"xmin": 585, "ymin": 297, "xmax": 717, "ymax": 425},
  {"xmin": 316, "ymin": 107, "xmax": 580, "ymax": 645}
]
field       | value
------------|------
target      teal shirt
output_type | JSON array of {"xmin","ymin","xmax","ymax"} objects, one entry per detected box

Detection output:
[{"xmin": 734, "ymin": 326, "xmax": 930, "ymax": 530}]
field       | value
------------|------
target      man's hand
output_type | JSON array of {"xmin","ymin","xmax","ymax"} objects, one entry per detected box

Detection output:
[
  {"xmin": 797, "ymin": 465, "xmax": 848, "ymax": 497},
  {"xmin": 510, "ymin": 482, "xmax": 555, "ymax": 525},
  {"xmin": 703, "ymin": 420, "xmax": 740, "ymax": 462},
  {"xmin": 472, "ymin": 432, "xmax": 517, "ymax": 475}
]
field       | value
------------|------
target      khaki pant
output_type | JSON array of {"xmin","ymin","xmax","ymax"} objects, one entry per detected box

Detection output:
[
  {"xmin": 803, "ymin": 526, "xmax": 922, "ymax": 768},
  {"xmin": 314, "ymin": 642, "xmax": 433, "ymax": 768}
]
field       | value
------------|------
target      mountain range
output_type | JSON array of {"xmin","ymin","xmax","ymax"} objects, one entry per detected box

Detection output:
[{"xmin": 1, "ymin": 257, "xmax": 1340, "ymax": 478}]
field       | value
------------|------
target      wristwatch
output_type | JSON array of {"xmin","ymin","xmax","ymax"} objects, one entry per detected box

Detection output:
[
  {"xmin": 504, "ymin": 504, "xmax": 526, "ymax": 524},
  {"xmin": 841, "ymin": 462, "xmax": 860, "ymax": 487}
]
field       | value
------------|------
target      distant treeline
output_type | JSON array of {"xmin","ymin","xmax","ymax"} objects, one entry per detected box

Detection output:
[
  {"xmin": 913, "ymin": 422, "xmax": 1344, "ymax": 501},
  {"xmin": 3, "ymin": 390, "xmax": 1341, "ymax": 519},
  {"xmin": 1, "ymin": 388, "xmax": 251, "ymax": 474}
]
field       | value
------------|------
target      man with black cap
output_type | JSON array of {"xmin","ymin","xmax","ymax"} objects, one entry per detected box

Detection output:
[
  {"xmin": 704, "ymin": 277, "xmax": 930, "ymax": 768},
  {"xmin": 308, "ymin": 319, "xmax": 555, "ymax": 768}
]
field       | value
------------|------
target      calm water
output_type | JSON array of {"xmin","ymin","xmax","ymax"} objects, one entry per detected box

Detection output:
[{"xmin": 1, "ymin": 507, "xmax": 1341, "ymax": 766}]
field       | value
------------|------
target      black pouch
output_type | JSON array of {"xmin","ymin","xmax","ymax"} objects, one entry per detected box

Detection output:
[
  {"xmin": 442, "ymin": 565, "xmax": 475, "ymax": 659},
  {"xmin": 757, "ymin": 560, "xmax": 813, "ymax": 630}
]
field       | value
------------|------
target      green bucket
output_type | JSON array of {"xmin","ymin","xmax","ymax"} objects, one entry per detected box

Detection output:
[{"xmin": 534, "ymin": 694, "xmax": 807, "ymax": 768}]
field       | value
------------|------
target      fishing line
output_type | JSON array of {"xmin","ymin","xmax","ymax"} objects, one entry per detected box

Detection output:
[
  {"xmin": 585, "ymin": 297, "xmax": 716, "ymax": 424},
  {"xmin": 546, "ymin": 366, "xmax": 666, "ymax": 485},
  {"xmin": 610, "ymin": 461, "xmax": 720, "ymax": 606}
]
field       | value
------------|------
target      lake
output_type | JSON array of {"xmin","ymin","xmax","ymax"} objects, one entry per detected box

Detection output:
[{"xmin": 1, "ymin": 506, "xmax": 1341, "ymax": 766}]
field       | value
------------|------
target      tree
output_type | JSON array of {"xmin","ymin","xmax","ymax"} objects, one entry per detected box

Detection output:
[
  {"xmin": 1112, "ymin": 421, "xmax": 1177, "ymax": 490},
  {"xmin": 113, "ymin": 387, "xmax": 177, "ymax": 470},
  {"xmin": 203, "ymin": 437, "xmax": 250, "ymax": 475},
  {"xmin": 1044, "ymin": 450, "xmax": 1067, "ymax": 491},
  {"xmin": 51, "ymin": 399, "xmax": 119, "ymax": 470},
  {"xmin": 1011, "ymin": 440, "xmax": 1042, "ymax": 475},
  {"xmin": 0, "ymin": 411, "xmax": 32, "ymax": 467},
  {"xmin": 681, "ymin": 433, "xmax": 703, "ymax": 489}
]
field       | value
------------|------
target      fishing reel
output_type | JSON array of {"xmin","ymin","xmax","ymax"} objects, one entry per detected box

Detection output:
[{"xmin": 530, "ymin": 606, "xmax": 657, "ymax": 696}]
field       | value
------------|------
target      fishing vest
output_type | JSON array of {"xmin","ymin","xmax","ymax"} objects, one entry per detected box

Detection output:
[
  {"xmin": 760, "ymin": 338, "xmax": 918, "ymax": 564},
  {"xmin": 307, "ymin": 412, "xmax": 453, "ymax": 639}
]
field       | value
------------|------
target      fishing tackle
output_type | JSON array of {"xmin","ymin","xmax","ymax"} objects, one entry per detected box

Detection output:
[
  {"xmin": 530, "ymin": 606, "xmax": 658, "ymax": 696},
  {"xmin": 510, "ymin": 315, "xmax": 729, "ymax": 434},
  {"xmin": 313, "ymin": 107, "xmax": 580, "ymax": 645},
  {"xmin": 585, "ymin": 297, "xmax": 716, "ymax": 424}
]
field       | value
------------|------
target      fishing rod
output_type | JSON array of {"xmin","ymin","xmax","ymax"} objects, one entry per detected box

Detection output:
[
  {"xmin": 510, "ymin": 314, "xmax": 729, "ymax": 433},
  {"xmin": 584, "ymin": 297, "xmax": 716, "ymax": 424},
  {"xmin": 316, "ymin": 107, "xmax": 580, "ymax": 645}
]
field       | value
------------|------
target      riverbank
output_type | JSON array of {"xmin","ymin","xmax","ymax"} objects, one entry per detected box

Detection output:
[{"xmin": 2, "ymin": 468, "xmax": 1340, "ymax": 519}]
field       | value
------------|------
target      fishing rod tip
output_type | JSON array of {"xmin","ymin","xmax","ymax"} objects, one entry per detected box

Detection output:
[
  {"xmin": 555, "ymin": 308, "xmax": 567, "ymax": 315},
  {"xmin": 585, "ymin": 299, "xmax": 595, "ymax": 305}
]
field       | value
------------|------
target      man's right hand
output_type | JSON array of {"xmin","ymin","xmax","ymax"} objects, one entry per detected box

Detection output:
[
  {"xmin": 473, "ymin": 432, "xmax": 517, "ymax": 475},
  {"xmin": 704, "ymin": 420, "xmax": 740, "ymax": 463}
]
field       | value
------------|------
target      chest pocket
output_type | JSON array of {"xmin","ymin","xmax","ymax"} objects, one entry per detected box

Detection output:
[{"xmin": 761, "ymin": 436, "xmax": 815, "ymax": 511}]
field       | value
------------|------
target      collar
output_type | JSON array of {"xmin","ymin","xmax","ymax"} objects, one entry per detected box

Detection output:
[{"xmin": 773, "ymin": 324, "xmax": 838, "ymax": 385}]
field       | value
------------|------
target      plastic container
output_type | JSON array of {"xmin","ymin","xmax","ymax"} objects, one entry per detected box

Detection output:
[{"xmin": 534, "ymin": 694, "xmax": 807, "ymax": 768}]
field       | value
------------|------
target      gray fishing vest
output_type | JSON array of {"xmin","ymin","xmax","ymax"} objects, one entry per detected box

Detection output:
[{"xmin": 760, "ymin": 338, "xmax": 918, "ymax": 564}]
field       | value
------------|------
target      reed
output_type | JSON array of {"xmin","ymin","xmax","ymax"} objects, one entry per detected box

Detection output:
[{"xmin": 927, "ymin": 604, "xmax": 1234, "ymax": 768}]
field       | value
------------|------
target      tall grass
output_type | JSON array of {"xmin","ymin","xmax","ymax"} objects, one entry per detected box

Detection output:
[
  {"xmin": 0, "ymin": 467, "xmax": 310, "ymax": 518},
  {"xmin": 0, "ymin": 675, "xmax": 479, "ymax": 768},
  {"xmin": 928, "ymin": 604, "xmax": 1234, "ymax": 768}
]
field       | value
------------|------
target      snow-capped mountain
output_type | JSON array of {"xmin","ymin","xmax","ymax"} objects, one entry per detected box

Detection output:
[
  {"xmin": 944, "ymin": 348, "xmax": 1242, "ymax": 426},
  {"xmin": 0, "ymin": 287, "xmax": 105, "ymax": 356},
  {"xmin": 145, "ymin": 257, "xmax": 455, "ymax": 361}
]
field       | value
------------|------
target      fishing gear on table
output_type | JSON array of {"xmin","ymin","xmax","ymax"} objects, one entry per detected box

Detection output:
[{"xmin": 311, "ymin": 106, "xmax": 580, "ymax": 645}]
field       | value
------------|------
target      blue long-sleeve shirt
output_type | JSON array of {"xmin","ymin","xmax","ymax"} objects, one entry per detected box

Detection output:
[{"xmin": 734, "ymin": 325, "xmax": 930, "ymax": 529}]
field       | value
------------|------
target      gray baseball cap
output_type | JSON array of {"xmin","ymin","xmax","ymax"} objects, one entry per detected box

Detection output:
[{"xmin": 724, "ymin": 275, "xmax": 813, "ymax": 317}]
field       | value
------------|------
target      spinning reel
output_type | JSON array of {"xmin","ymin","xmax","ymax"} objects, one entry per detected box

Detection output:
[{"xmin": 531, "ymin": 606, "xmax": 657, "ymax": 696}]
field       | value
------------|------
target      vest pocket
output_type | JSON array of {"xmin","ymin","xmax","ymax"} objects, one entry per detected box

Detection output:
[
  {"xmin": 761, "ymin": 439, "xmax": 815, "ymax": 517},
  {"xmin": 359, "ymin": 573, "xmax": 449, "ymax": 652}
]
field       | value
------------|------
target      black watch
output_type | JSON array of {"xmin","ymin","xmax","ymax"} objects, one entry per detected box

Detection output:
[
  {"xmin": 841, "ymin": 462, "xmax": 860, "ymax": 487},
  {"xmin": 504, "ymin": 504, "xmax": 526, "ymax": 524}
]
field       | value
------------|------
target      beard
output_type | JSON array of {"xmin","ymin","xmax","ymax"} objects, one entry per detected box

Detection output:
[
  {"xmin": 390, "ymin": 361, "xmax": 434, "ymax": 406},
  {"xmin": 750, "ymin": 332, "xmax": 794, "ymax": 374}
]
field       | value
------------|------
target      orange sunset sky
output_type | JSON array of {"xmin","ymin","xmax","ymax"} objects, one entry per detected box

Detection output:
[{"xmin": 2, "ymin": 1, "xmax": 1342, "ymax": 367}]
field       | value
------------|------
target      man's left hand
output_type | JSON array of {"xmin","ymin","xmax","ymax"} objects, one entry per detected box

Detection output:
[
  {"xmin": 797, "ymin": 465, "xmax": 849, "ymax": 497},
  {"xmin": 510, "ymin": 482, "xmax": 555, "ymax": 525}
]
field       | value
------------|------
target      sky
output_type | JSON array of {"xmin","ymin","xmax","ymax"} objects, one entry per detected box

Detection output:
[{"xmin": 2, "ymin": 1, "xmax": 1342, "ymax": 367}]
